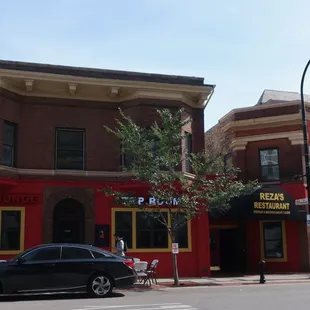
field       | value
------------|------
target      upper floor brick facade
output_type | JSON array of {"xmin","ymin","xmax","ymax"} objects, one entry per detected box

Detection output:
[
  {"xmin": 205, "ymin": 89, "xmax": 309, "ymax": 185},
  {"xmin": 0, "ymin": 60, "xmax": 215, "ymax": 181}
]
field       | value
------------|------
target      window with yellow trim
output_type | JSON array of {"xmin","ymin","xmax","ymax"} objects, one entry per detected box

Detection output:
[
  {"xmin": 112, "ymin": 209, "xmax": 191, "ymax": 252},
  {"xmin": 262, "ymin": 221, "xmax": 284, "ymax": 259},
  {"xmin": 0, "ymin": 207, "xmax": 25, "ymax": 253},
  {"xmin": 136, "ymin": 212, "xmax": 168, "ymax": 249},
  {"xmin": 115, "ymin": 211, "xmax": 133, "ymax": 248}
]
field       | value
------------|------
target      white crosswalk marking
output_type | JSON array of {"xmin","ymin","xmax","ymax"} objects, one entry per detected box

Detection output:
[{"xmin": 72, "ymin": 303, "xmax": 196, "ymax": 310}]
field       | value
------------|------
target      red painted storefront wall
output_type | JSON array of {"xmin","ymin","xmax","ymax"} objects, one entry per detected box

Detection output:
[
  {"xmin": 245, "ymin": 220, "xmax": 300, "ymax": 273},
  {"xmin": 0, "ymin": 178, "xmax": 210, "ymax": 278},
  {"xmin": 209, "ymin": 184, "xmax": 307, "ymax": 273}
]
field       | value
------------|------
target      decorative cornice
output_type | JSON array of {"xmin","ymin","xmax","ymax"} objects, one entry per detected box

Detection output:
[
  {"xmin": 68, "ymin": 83, "xmax": 77, "ymax": 95},
  {"xmin": 222, "ymin": 112, "xmax": 302, "ymax": 132},
  {"xmin": 0, "ymin": 165, "xmax": 196, "ymax": 181},
  {"xmin": 126, "ymin": 90, "xmax": 196, "ymax": 107},
  {"xmin": 110, "ymin": 87, "xmax": 119, "ymax": 98},
  {"xmin": 24, "ymin": 79, "xmax": 34, "ymax": 92},
  {"xmin": 219, "ymin": 101, "xmax": 302, "ymax": 124},
  {"xmin": 231, "ymin": 130, "xmax": 303, "ymax": 151},
  {"xmin": 0, "ymin": 68, "xmax": 214, "ymax": 108}
]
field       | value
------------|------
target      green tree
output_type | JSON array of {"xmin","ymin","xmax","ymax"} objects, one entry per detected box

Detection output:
[{"xmin": 103, "ymin": 108, "xmax": 259, "ymax": 286}]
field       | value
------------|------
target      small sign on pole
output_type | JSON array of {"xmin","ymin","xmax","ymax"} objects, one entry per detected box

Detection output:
[
  {"xmin": 172, "ymin": 243, "xmax": 179, "ymax": 254},
  {"xmin": 295, "ymin": 198, "xmax": 308, "ymax": 206}
]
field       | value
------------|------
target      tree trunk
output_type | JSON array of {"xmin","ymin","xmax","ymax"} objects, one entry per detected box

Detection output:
[{"xmin": 171, "ymin": 231, "xmax": 180, "ymax": 286}]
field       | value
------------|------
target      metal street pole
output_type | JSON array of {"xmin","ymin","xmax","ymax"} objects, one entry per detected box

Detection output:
[{"xmin": 300, "ymin": 59, "xmax": 310, "ymax": 213}]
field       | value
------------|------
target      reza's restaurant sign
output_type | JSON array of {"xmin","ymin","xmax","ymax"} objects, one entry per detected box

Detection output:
[
  {"xmin": 253, "ymin": 192, "xmax": 291, "ymax": 215},
  {"xmin": 228, "ymin": 186, "xmax": 306, "ymax": 220}
]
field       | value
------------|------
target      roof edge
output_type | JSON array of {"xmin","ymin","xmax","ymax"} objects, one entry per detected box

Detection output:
[{"xmin": 0, "ymin": 59, "xmax": 214, "ymax": 87}]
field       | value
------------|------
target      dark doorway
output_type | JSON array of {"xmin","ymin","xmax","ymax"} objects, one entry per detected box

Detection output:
[
  {"xmin": 219, "ymin": 229, "xmax": 239, "ymax": 273},
  {"xmin": 53, "ymin": 198, "xmax": 85, "ymax": 244}
]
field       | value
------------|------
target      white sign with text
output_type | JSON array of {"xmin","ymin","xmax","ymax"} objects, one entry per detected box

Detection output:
[
  {"xmin": 121, "ymin": 196, "xmax": 179, "ymax": 206},
  {"xmin": 172, "ymin": 243, "xmax": 179, "ymax": 254},
  {"xmin": 295, "ymin": 198, "xmax": 308, "ymax": 206}
]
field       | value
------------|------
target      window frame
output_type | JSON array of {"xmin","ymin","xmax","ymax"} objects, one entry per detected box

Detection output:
[
  {"xmin": 184, "ymin": 132, "xmax": 192, "ymax": 172},
  {"xmin": 55, "ymin": 128, "xmax": 86, "ymax": 171},
  {"xmin": 260, "ymin": 220, "xmax": 287, "ymax": 262},
  {"xmin": 136, "ymin": 211, "xmax": 169, "ymax": 249},
  {"xmin": 111, "ymin": 208, "xmax": 192, "ymax": 253},
  {"xmin": 2, "ymin": 121, "xmax": 17, "ymax": 167},
  {"xmin": 258, "ymin": 148, "xmax": 280, "ymax": 181},
  {"xmin": 114, "ymin": 210, "xmax": 133, "ymax": 249},
  {"xmin": 0, "ymin": 207, "xmax": 25, "ymax": 255}
]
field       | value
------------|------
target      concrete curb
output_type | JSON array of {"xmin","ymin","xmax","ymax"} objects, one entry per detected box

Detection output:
[
  {"xmin": 121, "ymin": 279, "xmax": 310, "ymax": 291},
  {"xmin": 157, "ymin": 279, "xmax": 310, "ymax": 288}
]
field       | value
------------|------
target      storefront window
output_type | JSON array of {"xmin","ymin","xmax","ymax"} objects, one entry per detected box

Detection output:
[
  {"xmin": 259, "ymin": 148, "xmax": 280, "ymax": 181},
  {"xmin": 262, "ymin": 221, "xmax": 284, "ymax": 259},
  {"xmin": 136, "ymin": 212, "xmax": 168, "ymax": 249},
  {"xmin": 55, "ymin": 128, "xmax": 85, "ymax": 170},
  {"xmin": 0, "ymin": 209, "xmax": 24, "ymax": 252},
  {"xmin": 112, "ymin": 209, "xmax": 191, "ymax": 252},
  {"xmin": 115, "ymin": 211, "xmax": 133, "ymax": 249},
  {"xmin": 173, "ymin": 213, "xmax": 189, "ymax": 248},
  {"xmin": 2, "ymin": 121, "xmax": 17, "ymax": 167}
]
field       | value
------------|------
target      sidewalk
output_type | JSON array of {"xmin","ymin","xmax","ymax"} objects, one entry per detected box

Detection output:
[{"xmin": 155, "ymin": 273, "xmax": 310, "ymax": 287}]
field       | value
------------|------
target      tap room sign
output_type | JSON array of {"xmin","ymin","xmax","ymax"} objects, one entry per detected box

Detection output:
[
  {"xmin": 227, "ymin": 186, "xmax": 306, "ymax": 221},
  {"xmin": 120, "ymin": 196, "xmax": 179, "ymax": 206}
]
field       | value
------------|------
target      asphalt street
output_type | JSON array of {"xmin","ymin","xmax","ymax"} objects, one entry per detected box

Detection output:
[{"xmin": 0, "ymin": 283, "xmax": 310, "ymax": 310}]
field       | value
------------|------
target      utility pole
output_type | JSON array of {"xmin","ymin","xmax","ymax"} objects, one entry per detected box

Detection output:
[{"xmin": 300, "ymin": 60, "xmax": 310, "ymax": 212}]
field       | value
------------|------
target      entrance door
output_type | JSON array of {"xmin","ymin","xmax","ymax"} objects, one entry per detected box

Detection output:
[
  {"xmin": 219, "ymin": 229, "xmax": 238, "ymax": 273},
  {"xmin": 53, "ymin": 198, "xmax": 85, "ymax": 244}
]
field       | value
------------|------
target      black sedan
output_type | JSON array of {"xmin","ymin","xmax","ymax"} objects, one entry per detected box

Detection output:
[{"xmin": 0, "ymin": 243, "xmax": 137, "ymax": 297}]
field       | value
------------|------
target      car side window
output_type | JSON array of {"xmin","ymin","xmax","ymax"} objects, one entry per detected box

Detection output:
[
  {"xmin": 61, "ymin": 247, "xmax": 93, "ymax": 260},
  {"xmin": 25, "ymin": 247, "xmax": 61, "ymax": 262}
]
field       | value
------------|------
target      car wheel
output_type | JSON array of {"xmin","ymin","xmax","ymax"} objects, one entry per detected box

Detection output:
[{"xmin": 87, "ymin": 273, "xmax": 113, "ymax": 298}]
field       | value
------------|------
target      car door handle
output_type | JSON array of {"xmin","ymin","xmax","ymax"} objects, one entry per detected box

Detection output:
[{"xmin": 85, "ymin": 262, "xmax": 94, "ymax": 265}]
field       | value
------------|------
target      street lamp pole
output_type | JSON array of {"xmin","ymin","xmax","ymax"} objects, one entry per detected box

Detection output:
[{"xmin": 300, "ymin": 60, "xmax": 310, "ymax": 212}]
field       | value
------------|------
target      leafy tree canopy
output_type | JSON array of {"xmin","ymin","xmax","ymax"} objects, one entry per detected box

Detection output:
[{"xmin": 102, "ymin": 107, "xmax": 260, "ymax": 232}]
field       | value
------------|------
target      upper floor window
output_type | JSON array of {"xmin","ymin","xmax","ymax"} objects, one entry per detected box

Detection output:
[
  {"xmin": 55, "ymin": 129, "xmax": 85, "ymax": 170},
  {"xmin": 120, "ymin": 142, "xmax": 134, "ymax": 168},
  {"xmin": 2, "ymin": 121, "xmax": 17, "ymax": 167},
  {"xmin": 259, "ymin": 148, "xmax": 280, "ymax": 181},
  {"xmin": 184, "ymin": 132, "xmax": 192, "ymax": 172}
]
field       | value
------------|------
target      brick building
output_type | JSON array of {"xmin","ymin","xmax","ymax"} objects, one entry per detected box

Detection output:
[
  {"xmin": 206, "ymin": 89, "xmax": 309, "ymax": 274},
  {"xmin": 0, "ymin": 60, "xmax": 215, "ymax": 277}
]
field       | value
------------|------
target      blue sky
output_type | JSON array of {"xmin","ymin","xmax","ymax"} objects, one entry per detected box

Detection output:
[{"xmin": 1, "ymin": 0, "xmax": 310, "ymax": 130}]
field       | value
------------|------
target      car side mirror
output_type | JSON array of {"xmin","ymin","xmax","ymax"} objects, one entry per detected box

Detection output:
[{"xmin": 17, "ymin": 257, "xmax": 26, "ymax": 264}]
